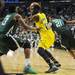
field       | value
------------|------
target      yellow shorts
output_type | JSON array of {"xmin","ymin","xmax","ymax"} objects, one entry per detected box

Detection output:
[{"xmin": 38, "ymin": 32, "xmax": 55, "ymax": 50}]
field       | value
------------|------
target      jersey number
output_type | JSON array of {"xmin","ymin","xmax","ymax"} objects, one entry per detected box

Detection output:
[
  {"xmin": 54, "ymin": 19, "xmax": 63, "ymax": 27},
  {"xmin": 1, "ymin": 15, "xmax": 11, "ymax": 26}
]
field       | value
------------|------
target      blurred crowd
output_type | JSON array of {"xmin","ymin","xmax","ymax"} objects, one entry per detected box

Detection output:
[{"xmin": 0, "ymin": 0, "xmax": 75, "ymax": 20}]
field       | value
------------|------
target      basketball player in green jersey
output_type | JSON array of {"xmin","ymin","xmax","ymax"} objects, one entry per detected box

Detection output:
[
  {"xmin": 0, "ymin": 0, "xmax": 5, "ymax": 74},
  {"xmin": 0, "ymin": 4, "xmax": 37, "ymax": 74}
]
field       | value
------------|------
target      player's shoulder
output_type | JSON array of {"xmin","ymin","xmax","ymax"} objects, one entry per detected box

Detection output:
[
  {"xmin": 14, "ymin": 14, "xmax": 22, "ymax": 21},
  {"xmin": 32, "ymin": 14, "xmax": 39, "ymax": 22}
]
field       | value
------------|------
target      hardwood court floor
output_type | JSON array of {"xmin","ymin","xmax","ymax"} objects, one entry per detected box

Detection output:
[{"xmin": 1, "ymin": 48, "xmax": 75, "ymax": 75}]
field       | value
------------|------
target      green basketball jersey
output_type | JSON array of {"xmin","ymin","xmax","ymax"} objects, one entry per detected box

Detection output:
[{"xmin": 0, "ymin": 13, "xmax": 16, "ymax": 34}]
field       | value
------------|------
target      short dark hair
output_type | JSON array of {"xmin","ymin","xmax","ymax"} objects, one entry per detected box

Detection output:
[
  {"xmin": 30, "ymin": 2, "xmax": 41, "ymax": 15},
  {"xmin": 8, "ymin": 4, "xmax": 16, "ymax": 13},
  {"xmin": 34, "ymin": 4, "xmax": 41, "ymax": 12},
  {"xmin": 15, "ymin": 6, "xmax": 24, "ymax": 15}
]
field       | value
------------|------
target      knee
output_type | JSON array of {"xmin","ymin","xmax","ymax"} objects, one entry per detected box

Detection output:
[
  {"xmin": 24, "ymin": 48, "xmax": 30, "ymax": 52},
  {"xmin": 38, "ymin": 47, "xmax": 44, "ymax": 54},
  {"xmin": 37, "ymin": 47, "xmax": 49, "ymax": 60},
  {"xmin": 37, "ymin": 47, "xmax": 46, "ymax": 56}
]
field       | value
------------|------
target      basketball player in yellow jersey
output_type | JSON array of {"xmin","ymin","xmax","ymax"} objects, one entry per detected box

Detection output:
[
  {"xmin": 35, "ymin": 13, "xmax": 55, "ymax": 49},
  {"xmin": 16, "ymin": 2, "xmax": 61, "ymax": 73},
  {"xmin": 29, "ymin": 2, "xmax": 61, "ymax": 73}
]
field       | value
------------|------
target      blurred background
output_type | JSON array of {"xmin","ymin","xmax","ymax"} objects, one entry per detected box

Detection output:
[{"xmin": 0, "ymin": 0, "xmax": 75, "ymax": 19}]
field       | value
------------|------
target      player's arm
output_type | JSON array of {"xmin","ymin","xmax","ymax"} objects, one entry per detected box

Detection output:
[
  {"xmin": 66, "ymin": 20, "xmax": 75, "ymax": 24},
  {"xmin": 31, "ymin": 15, "xmax": 39, "ymax": 22},
  {"xmin": 31, "ymin": 15, "xmax": 42, "ymax": 29},
  {"xmin": 60, "ymin": 16, "xmax": 75, "ymax": 24},
  {"xmin": 14, "ymin": 14, "xmax": 40, "ymax": 31}
]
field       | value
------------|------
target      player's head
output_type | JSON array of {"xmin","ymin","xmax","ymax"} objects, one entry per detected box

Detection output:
[
  {"xmin": 29, "ymin": 2, "xmax": 41, "ymax": 15},
  {"xmin": 0, "ymin": 0, "xmax": 4, "ymax": 11},
  {"xmin": 15, "ymin": 6, "xmax": 24, "ymax": 16}
]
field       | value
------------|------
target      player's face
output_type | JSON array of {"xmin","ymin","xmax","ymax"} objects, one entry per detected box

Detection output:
[{"xmin": 30, "ymin": 6, "xmax": 34, "ymax": 13}]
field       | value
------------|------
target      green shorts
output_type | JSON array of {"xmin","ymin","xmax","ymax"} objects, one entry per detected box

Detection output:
[{"xmin": 0, "ymin": 34, "xmax": 31, "ymax": 56}]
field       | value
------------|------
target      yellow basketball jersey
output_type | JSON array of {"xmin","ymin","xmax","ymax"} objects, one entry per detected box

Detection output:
[{"xmin": 35, "ymin": 13, "xmax": 55, "ymax": 49}]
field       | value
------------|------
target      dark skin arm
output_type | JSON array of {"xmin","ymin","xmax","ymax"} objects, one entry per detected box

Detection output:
[
  {"xmin": 14, "ymin": 14, "xmax": 40, "ymax": 31},
  {"xmin": 31, "ymin": 15, "xmax": 39, "ymax": 22},
  {"xmin": 66, "ymin": 20, "xmax": 75, "ymax": 24}
]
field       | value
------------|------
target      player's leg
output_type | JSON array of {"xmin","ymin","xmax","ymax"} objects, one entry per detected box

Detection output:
[
  {"xmin": 0, "ymin": 0, "xmax": 7, "ymax": 74},
  {"xmin": 44, "ymin": 50, "xmax": 61, "ymax": 67},
  {"xmin": 37, "ymin": 47, "xmax": 58, "ymax": 73},
  {"xmin": 67, "ymin": 47, "xmax": 75, "ymax": 59},
  {"xmin": 61, "ymin": 27, "xmax": 75, "ymax": 59},
  {"xmin": 8, "ymin": 36, "xmax": 37, "ymax": 74},
  {"xmin": 0, "ymin": 55, "xmax": 9, "ymax": 75},
  {"xmin": 0, "ymin": 56, "xmax": 4, "ymax": 75},
  {"xmin": 61, "ymin": 34, "xmax": 75, "ymax": 59},
  {"xmin": 21, "ymin": 40, "xmax": 37, "ymax": 74},
  {"xmin": 0, "ymin": 35, "xmax": 13, "ymax": 75}
]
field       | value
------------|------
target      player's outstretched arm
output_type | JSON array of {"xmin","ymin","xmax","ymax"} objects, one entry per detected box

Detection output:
[
  {"xmin": 15, "ymin": 14, "xmax": 40, "ymax": 31},
  {"xmin": 66, "ymin": 20, "xmax": 75, "ymax": 24}
]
